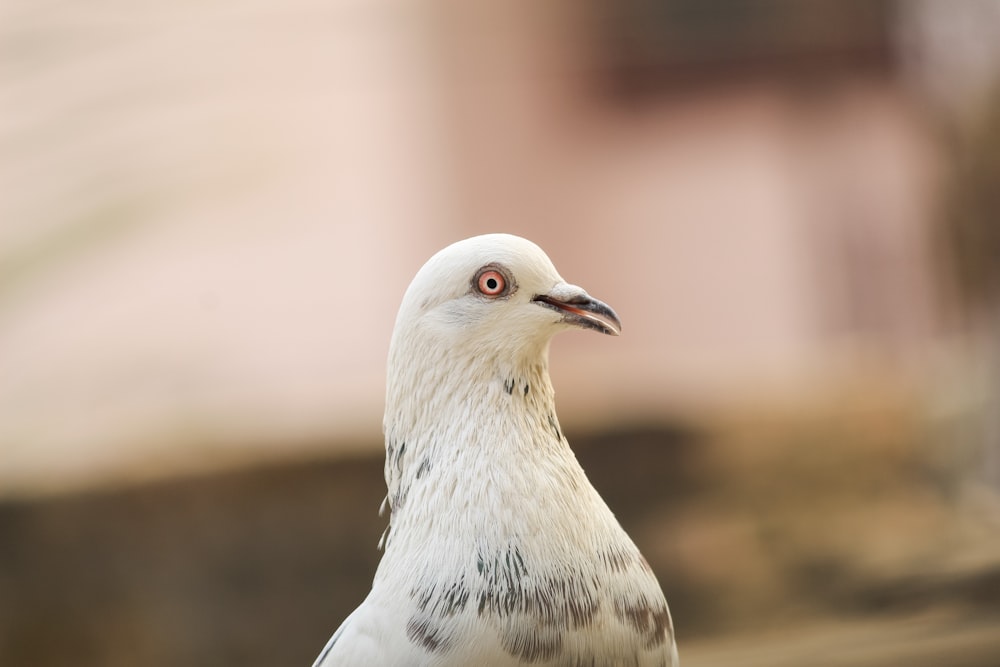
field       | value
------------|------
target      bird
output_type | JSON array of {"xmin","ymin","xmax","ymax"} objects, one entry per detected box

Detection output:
[{"xmin": 313, "ymin": 233, "xmax": 678, "ymax": 666}]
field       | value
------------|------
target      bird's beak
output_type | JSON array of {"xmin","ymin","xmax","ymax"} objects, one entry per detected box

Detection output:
[{"xmin": 533, "ymin": 285, "xmax": 622, "ymax": 336}]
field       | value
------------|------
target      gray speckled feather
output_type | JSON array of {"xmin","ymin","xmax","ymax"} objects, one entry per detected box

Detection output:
[{"xmin": 313, "ymin": 234, "xmax": 679, "ymax": 667}]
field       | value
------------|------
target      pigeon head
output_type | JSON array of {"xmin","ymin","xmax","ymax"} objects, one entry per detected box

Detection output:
[
  {"xmin": 316, "ymin": 235, "xmax": 679, "ymax": 667},
  {"xmin": 391, "ymin": 234, "xmax": 620, "ymax": 361}
]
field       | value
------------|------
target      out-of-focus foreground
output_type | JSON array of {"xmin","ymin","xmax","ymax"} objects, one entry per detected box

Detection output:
[{"xmin": 3, "ymin": 1, "xmax": 1000, "ymax": 665}]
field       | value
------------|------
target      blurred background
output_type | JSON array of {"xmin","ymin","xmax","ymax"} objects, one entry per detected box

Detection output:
[{"xmin": 2, "ymin": 0, "xmax": 1000, "ymax": 664}]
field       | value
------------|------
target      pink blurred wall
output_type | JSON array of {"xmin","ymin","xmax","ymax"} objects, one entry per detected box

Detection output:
[{"xmin": 0, "ymin": 0, "xmax": 958, "ymax": 494}]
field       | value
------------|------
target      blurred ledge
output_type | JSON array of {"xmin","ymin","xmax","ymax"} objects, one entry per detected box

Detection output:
[
  {"xmin": 1, "ymin": 344, "xmax": 987, "ymax": 501},
  {"xmin": 0, "ymin": 430, "xmax": 381, "ymax": 502},
  {"xmin": 681, "ymin": 610, "xmax": 1000, "ymax": 667}
]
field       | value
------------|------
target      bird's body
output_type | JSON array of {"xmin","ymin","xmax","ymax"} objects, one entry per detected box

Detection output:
[{"xmin": 314, "ymin": 234, "xmax": 677, "ymax": 666}]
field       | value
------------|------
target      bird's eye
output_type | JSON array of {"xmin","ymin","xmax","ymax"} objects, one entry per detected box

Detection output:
[{"xmin": 476, "ymin": 268, "xmax": 507, "ymax": 297}]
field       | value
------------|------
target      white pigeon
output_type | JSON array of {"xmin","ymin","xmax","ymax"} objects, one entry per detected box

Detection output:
[{"xmin": 313, "ymin": 234, "xmax": 678, "ymax": 666}]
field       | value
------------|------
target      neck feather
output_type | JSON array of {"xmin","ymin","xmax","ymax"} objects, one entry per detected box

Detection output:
[{"xmin": 381, "ymin": 333, "xmax": 580, "ymax": 542}]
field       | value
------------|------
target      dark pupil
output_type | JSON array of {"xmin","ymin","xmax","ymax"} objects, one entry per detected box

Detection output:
[{"xmin": 486, "ymin": 277, "xmax": 498, "ymax": 291}]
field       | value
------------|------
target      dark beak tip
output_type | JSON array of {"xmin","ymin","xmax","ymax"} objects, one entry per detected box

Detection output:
[{"xmin": 534, "ymin": 293, "xmax": 622, "ymax": 337}]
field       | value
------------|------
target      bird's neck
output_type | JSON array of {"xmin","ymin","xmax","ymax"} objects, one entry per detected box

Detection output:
[{"xmin": 381, "ymin": 340, "xmax": 582, "ymax": 541}]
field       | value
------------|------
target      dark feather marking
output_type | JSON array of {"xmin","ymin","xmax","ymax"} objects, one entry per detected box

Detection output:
[
  {"xmin": 614, "ymin": 597, "xmax": 672, "ymax": 649},
  {"xmin": 499, "ymin": 624, "xmax": 562, "ymax": 662},
  {"xmin": 406, "ymin": 616, "xmax": 452, "ymax": 653},
  {"xmin": 547, "ymin": 413, "xmax": 561, "ymax": 440},
  {"xmin": 391, "ymin": 486, "xmax": 407, "ymax": 511},
  {"xmin": 412, "ymin": 579, "xmax": 470, "ymax": 618},
  {"xmin": 524, "ymin": 383, "xmax": 530, "ymax": 396},
  {"xmin": 475, "ymin": 547, "xmax": 598, "ymax": 627},
  {"xmin": 395, "ymin": 441, "xmax": 407, "ymax": 472},
  {"xmin": 416, "ymin": 457, "xmax": 431, "ymax": 479},
  {"xmin": 600, "ymin": 545, "xmax": 643, "ymax": 573},
  {"xmin": 414, "ymin": 586, "xmax": 434, "ymax": 612},
  {"xmin": 513, "ymin": 547, "xmax": 526, "ymax": 575},
  {"xmin": 441, "ymin": 581, "xmax": 470, "ymax": 616},
  {"xmin": 417, "ymin": 546, "xmax": 649, "ymax": 662},
  {"xmin": 503, "ymin": 378, "xmax": 515, "ymax": 395}
]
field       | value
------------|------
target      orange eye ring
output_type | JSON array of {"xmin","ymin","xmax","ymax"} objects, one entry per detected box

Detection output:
[{"xmin": 476, "ymin": 269, "xmax": 506, "ymax": 297}]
